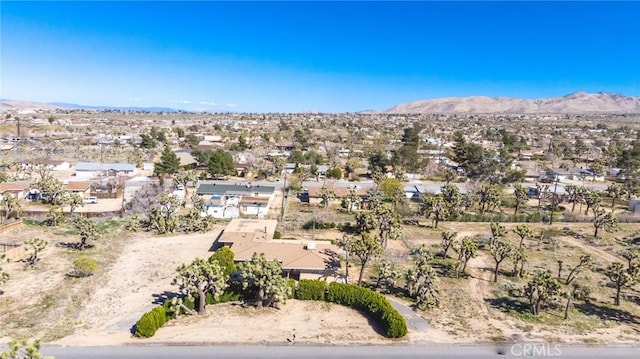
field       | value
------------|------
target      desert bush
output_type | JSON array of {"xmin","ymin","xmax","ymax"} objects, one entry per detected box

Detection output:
[
  {"xmin": 326, "ymin": 282, "xmax": 407, "ymax": 338},
  {"xmin": 431, "ymin": 257, "xmax": 458, "ymax": 277},
  {"xmin": 273, "ymin": 230, "xmax": 282, "ymax": 239},
  {"xmin": 134, "ymin": 305, "xmax": 166, "ymax": 338},
  {"xmin": 302, "ymin": 220, "xmax": 336, "ymax": 230},
  {"xmin": 70, "ymin": 257, "xmax": 98, "ymax": 277},
  {"xmin": 205, "ymin": 291, "xmax": 241, "ymax": 305},
  {"xmin": 288, "ymin": 278, "xmax": 297, "ymax": 299},
  {"xmin": 208, "ymin": 246, "xmax": 236, "ymax": 277},
  {"xmin": 296, "ymin": 279, "xmax": 326, "ymax": 301}
]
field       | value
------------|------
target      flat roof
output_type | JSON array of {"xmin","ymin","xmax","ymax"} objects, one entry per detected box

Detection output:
[
  {"xmin": 215, "ymin": 218, "xmax": 340, "ymax": 272},
  {"xmin": 197, "ymin": 183, "xmax": 275, "ymax": 196},
  {"xmin": 76, "ymin": 162, "xmax": 136, "ymax": 172},
  {"xmin": 222, "ymin": 218, "xmax": 278, "ymax": 237}
]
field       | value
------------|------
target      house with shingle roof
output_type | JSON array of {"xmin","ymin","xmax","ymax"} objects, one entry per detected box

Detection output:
[{"xmin": 213, "ymin": 219, "xmax": 341, "ymax": 281}]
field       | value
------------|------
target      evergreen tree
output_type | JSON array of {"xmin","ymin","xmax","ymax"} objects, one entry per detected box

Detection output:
[{"xmin": 154, "ymin": 146, "xmax": 181, "ymax": 176}]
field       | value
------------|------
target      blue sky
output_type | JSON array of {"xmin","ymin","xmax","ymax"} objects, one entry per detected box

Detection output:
[{"xmin": 1, "ymin": 1, "xmax": 639, "ymax": 113}]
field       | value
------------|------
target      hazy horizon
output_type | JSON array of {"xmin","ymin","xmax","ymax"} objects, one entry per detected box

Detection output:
[{"xmin": 2, "ymin": 2, "xmax": 639, "ymax": 113}]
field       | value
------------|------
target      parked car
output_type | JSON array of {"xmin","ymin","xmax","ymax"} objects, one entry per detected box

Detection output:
[{"xmin": 83, "ymin": 196, "xmax": 98, "ymax": 204}]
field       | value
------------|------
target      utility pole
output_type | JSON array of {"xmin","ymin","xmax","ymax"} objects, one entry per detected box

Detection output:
[
  {"xmin": 550, "ymin": 177, "xmax": 559, "ymax": 225},
  {"xmin": 279, "ymin": 172, "xmax": 287, "ymax": 223},
  {"xmin": 99, "ymin": 142, "xmax": 104, "ymax": 186},
  {"xmin": 312, "ymin": 204, "xmax": 316, "ymax": 241}
]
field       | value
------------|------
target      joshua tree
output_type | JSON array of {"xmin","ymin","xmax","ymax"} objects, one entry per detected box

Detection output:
[
  {"xmin": 375, "ymin": 260, "xmax": 401, "ymax": 292},
  {"xmin": 513, "ymin": 183, "xmax": 528, "ymax": 215},
  {"xmin": 237, "ymin": 252, "xmax": 291, "ymax": 309},
  {"xmin": 489, "ymin": 239, "xmax": 514, "ymax": 282},
  {"xmin": 72, "ymin": 215, "xmax": 100, "ymax": 250},
  {"xmin": 455, "ymin": 236, "xmax": 478, "ymax": 278},
  {"xmin": 584, "ymin": 191, "xmax": 601, "ymax": 216},
  {"xmin": 405, "ymin": 245, "xmax": 440, "ymax": 309},
  {"xmin": 489, "ymin": 221, "xmax": 507, "ymax": 245},
  {"xmin": 173, "ymin": 257, "xmax": 228, "ymax": 315},
  {"xmin": 67, "ymin": 193, "xmax": 84, "ymax": 215},
  {"xmin": 524, "ymin": 270, "xmax": 560, "ymax": 316},
  {"xmin": 349, "ymin": 232, "xmax": 383, "ymax": 285},
  {"xmin": 420, "ymin": 194, "xmax": 449, "ymax": 228},
  {"xmin": 512, "ymin": 247, "xmax": 528, "ymax": 278},
  {"xmin": 565, "ymin": 254, "xmax": 593, "ymax": 285},
  {"xmin": 605, "ymin": 262, "xmax": 639, "ymax": 306},
  {"xmin": 606, "ymin": 183, "xmax": 627, "ymax": 211},
  {"xmin": 24, "ymin": 237, "xmax": 47, "ymax": 267},
  {"xmin": 0, "ymin": 338, "xmax": 52, "ymax": 359},
  {"xmin": 320, "ymin": 186, "xmax": 336, "ymax": 210},
  {"xmin": 440, "ymin": 231, "xmax": 458, "ymax": 259},
  {"xmin": 562, "ymin": 283, "xmax": 590, "ymax": 320},
  {"xmin": 513, "ymin": 224, "xmax": 533, "ymax": 249},
  {"xmin": 592, "ymin": 206, "xmax": 617, "ymax": 239}
]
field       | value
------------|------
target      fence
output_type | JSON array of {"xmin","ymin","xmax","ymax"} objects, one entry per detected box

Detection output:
[
  {"xmin": 0, "ymin": 219, "xmax": 23, "ymax": 234},
  {"xmin": 91, "ymin": 188, "xmax": 124, "ymax": 199}
]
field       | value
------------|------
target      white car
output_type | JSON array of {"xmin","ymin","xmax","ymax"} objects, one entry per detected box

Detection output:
[{"xmin": 83, "ymin": 196, "xmax": 98, "ymax": 204}]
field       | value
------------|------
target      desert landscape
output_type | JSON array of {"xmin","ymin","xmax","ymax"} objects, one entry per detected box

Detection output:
[{"xmin": 1, "ymin": 106, "xmax": 640, "ymax": 351}]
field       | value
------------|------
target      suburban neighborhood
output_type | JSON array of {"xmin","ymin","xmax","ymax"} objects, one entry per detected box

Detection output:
[{"xmin": 0, "ymin": 103, "xmax": 640, "ymax": 352}]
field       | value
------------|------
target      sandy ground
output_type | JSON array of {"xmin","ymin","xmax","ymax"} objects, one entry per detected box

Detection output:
[
  {"xmin": 54, "ymin": 230, "xmax": 220, "ymax": 346},
  {"xmin": 50, "ymin": 226, "xmax": 441, "ymax": 347},
  {"xmin": 4, "ymin": 219, "xmax": 638, "ymax": 347}
]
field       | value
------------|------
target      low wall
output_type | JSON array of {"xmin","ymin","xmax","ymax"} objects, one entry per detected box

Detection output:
[{"xmin": 0, "ymin": 219, "xmax": 23, "ymax": 234}]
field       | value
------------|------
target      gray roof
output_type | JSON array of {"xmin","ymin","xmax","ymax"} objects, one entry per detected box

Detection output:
[
  {"xmin": 76, "ymin": 162, "xmax": 136, "ymax": 172},
  {"xmin": 196, "ymin": 183, "xmax": 275, "ymax": 196}
]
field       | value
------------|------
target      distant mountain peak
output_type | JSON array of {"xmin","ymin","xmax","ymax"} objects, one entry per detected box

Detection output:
[{"xmin": 385, "ymin": 92, "xmax": 640, "ymax": 114}]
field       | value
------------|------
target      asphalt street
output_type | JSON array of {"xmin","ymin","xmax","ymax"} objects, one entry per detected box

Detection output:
[{"xmin": 38, "ymin": 343, "xmax": 640, "ymax": 359}]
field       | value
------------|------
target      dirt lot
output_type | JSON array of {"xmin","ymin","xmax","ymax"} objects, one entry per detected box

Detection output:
[{"xmin": 1, "ymin": 218, "xmax": 639, "ymax": 346}]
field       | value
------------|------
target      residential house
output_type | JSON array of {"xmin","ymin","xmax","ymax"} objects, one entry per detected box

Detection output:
[
  {"xmin": 174, "ymin": 151, "xmax": 197, "ymax": 169},
  {"xmin": 20, "ymin": 159, "xmax": 70, "ymax": 171},
  {"xmin": 213, "ymin": 219, "xmax": 341, "ymax": 281},
  {"xmin": 574, "ymin": 168, "xmax": 605, "ymax": 182},
  {"xmin": 338, "ymin": 149, "xmax": 351, "ymax": 158},
  {"xmin": 546, "ymin": 168, "xmax": 572, "ymax": 182},
  {"xmin": 196, "ymin": 182, "xmax": 276, "ymax": 218},
  {"xmin": 284, "ymin": 163, "xmax": 297, "ymax": 174},
  {"xmin": 239, "ymin": 196, "xmax": 270, "ymax": 218},
  {"xmin": 63, "ymin": 181, "xmax": 92, "ymax": 198},
  {"xmin": 316, "ymin": 165, "xmax": 330, "ymax": 179},
  {"xmin": 196, "ymin": 182, "xmax": 276, "ymax": 201},
  {"xmin": 524, "ymin": 168, "xmax": 542, "ymax": 183},
  {"xmin": 0, "ymin": 182, "xmax": 30, "ymax": 200},
  {"xmin": 75, "ymin": 162, "xmax": 137, "ymax": 179}
]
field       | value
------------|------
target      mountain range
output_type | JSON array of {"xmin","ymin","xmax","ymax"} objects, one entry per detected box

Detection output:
[
  {"xmin": 2, "ymin": 92, "xmax": 640, "ymax": 114},
  {"xmin": 0, "ymin": 99, "xmax": 182, "ymax": 113},
  {"xmin": 385, "ymin": 92, "xmax": 640, "ymax": 114}
]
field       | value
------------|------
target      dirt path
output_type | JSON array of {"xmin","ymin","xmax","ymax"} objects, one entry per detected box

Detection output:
[
  {"xmin": 463, "ymin": 254, "xmax": 520, "ymax": 340},
  {"xmin": 55, "ymin": 230, "xmax": 222, "ymax": 345},
  {"xmin": 559, "ymin": 235, "xmax": 623, "ymax": 264}
]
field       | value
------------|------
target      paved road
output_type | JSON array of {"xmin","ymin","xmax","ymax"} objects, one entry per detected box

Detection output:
[
  {"xmin": 37, "ymin": 344, "xmax": 640, "ymax": 359},
  {"xmin": 386, "ymin": 297, "xmax": 430, "ymax": 332}
]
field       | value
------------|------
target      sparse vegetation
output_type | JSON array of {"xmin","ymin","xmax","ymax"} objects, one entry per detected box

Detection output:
[{"xmin": 2, "ymin": 107, "xmax": 640, "ymax": 345}]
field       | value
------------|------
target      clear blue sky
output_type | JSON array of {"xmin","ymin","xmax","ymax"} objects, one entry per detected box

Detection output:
[{"xmin": 1, "ymin": 1, "xmax": 639, "ymax": 113}]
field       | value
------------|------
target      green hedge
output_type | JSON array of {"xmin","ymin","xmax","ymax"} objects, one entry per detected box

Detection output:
[
  {"xmin": 302, "ymin": 220, "xmax": 336, "ymax": 230},
  {"xmin": 134, "ymin": 305, "xmax": 167, "ymax": 338},
  {"xmin": 327, "ymin": 282, "xmax": 407, "ymax": 338},
  {"xmin": 205, "ymin": 291, "xmax": 242, "ymax": 305},
  {"xmin": 287, "ymin": 278, "xmax": 297, "ymax": 299},
  {"xmin": 296, "ymin": 280, "xmax": 326, "ymax": 301}
]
